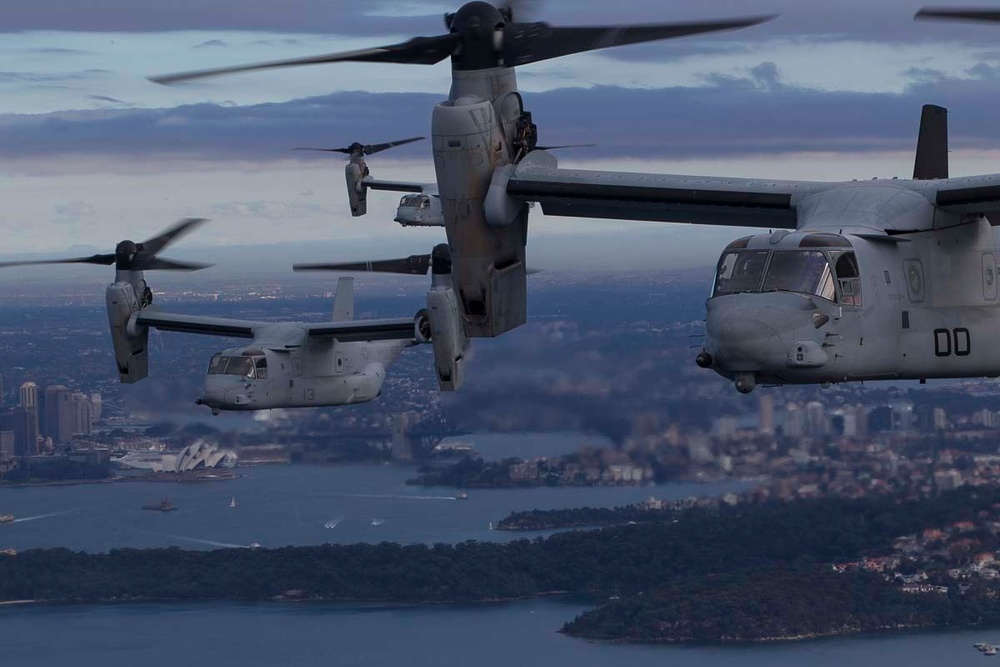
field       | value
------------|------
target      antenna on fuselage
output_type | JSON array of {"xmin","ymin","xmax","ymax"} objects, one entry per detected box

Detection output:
[{"xmin": 913, "ymin": 104, "xmax": 949, "ymax": 180}]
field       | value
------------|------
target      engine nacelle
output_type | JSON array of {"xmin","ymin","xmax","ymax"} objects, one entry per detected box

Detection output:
[
  {"xmin": 345, "ymin": 160, "xmax": 368, "ymax": 217},
  {"xmin": 352, "ymin": 362, "xmax": 386, "ymax": 403},
  {"xmin": 426, "ymin": 287, "xmax": 466, "ymax": 391},
  {"xmin": 106, "ymin": 282, "xmax": 148, "ymax": 383},
  {"xmin": 432, "ymin": 93, "xmax": 527, "ymax": 339}
]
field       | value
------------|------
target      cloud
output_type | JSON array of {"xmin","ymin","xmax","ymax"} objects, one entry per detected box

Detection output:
[
  {"xmin": 4, "ymin": 61, "xmax": 1000, "ymax": 162},
  {"xmin": 53, "ymin": 200, "xmax": 97, "ymax": 222}
]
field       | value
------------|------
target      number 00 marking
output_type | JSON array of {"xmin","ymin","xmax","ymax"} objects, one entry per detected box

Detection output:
[{"xmin": 934, "ymin": 328, "xmax": 971, "ymax": 357}]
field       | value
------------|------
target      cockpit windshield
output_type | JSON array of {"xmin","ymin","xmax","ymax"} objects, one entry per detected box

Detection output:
[
  {"xmin": 207, "ymin": 355, "xmax": 267, "ymax": 378},
  {"xmin": 761, "ymin": 251, "xmax": 836, "ymax": 301},
  {"xmin": 713, "ymin": 248, "xmax": 857, "ymax": 304}
]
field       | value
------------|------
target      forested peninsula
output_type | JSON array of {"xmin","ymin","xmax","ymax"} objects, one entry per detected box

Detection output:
[{"xmin": 5, "ymin": 488, "xmax": 1000, "ymax": 643}]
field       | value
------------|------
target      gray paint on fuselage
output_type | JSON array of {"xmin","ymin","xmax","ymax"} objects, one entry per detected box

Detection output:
[{"xmin": 704, "ymin": 181, "xmax": 1000, "ymax": 388}]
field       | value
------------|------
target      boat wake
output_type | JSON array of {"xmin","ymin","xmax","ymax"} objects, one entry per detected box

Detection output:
[
  {"xmin": 12, "ymin": 510, "xmax": 75, "ymax": 524},
  {"xmin": 324, "ymin": 516, "xmax": 344, "ymax": 529},
  {"xmin": 140, "ymin": 530, "xmax": 250, "ymax": 550},
  {"xmin": 330, "ymin": 493, "xmax": 457, "ymax": 501}
]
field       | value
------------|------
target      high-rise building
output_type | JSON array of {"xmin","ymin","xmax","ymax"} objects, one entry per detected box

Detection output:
[
  {"xmin": 392, "ymin": 412, "xmax": 418, "ymax": 462},
  {"xmin": 783, "ymin": 403, "xmax": 804, "ymax": 439},
  {"xmin": 43, "ymin": 385, "xmax": 75, "ymax": 445},
  {"xmin": 0, "ymin": 430, "xmax": 13, "ymax": 460},
  {"xmin": 90, "ymin": 393, "xmax": 102, "ymax": 421},
  {"xmin": 1, "ymin": 406, "xmax": 38, "ymax": 457},
  {"xmin": 72, "ymin": 392, "xmax": 93, "ymax": 436},
  {"xmin": 933, "ymin": 407, "xmax": 948, "ymax": 431},
  {"xmin": 854, "ymin": 404, "xmax": 869, "ymax": 438},
  {"xmin": 758, "ymin": 394, "xmax": 775, "ymax": 435},
  {"xmin": 805, "ymin": 401, "xmax": 828, "ymax": 437},
  {"xmin": 19, "ymin": 382, "xmax": 37, "ymax": 408}
]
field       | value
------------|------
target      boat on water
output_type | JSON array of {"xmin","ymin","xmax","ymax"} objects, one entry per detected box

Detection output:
[
  {"xmin": 229, "ymin": 497, "xmax": 237, "ymax": 508},
  {"xmin": 0, "ymin": 514, "xmax": 13, "ymax": 524},
  {"xmin": 456, "ymin": 492, "xmax": 469, "ymax": 500},
  {"xmin": 370, "ymin": 519, "xmax": 385, "ymax": 526},
  {"xmin": 142, "ymin": 497, "xmax": 177, "ymax": 512},
  {"xmin": 248, "ymin": 542, "xmax": 262, "ymax": 550},
  {"xmin": 975, "ymin": 642, "xmax": 997, "ymax": 655},
  {"xmin": 324, "ymin": 517, "xmax": 342, "ymax": 530}
]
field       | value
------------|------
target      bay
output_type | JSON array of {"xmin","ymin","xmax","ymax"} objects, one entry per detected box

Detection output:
[
  {"xmin": 0, "ymin": 456, "xmax": 741, "ymax": 553},
  {"xmin": 1, "ymin": 599, "xmax": 997, "ymax": 667}
]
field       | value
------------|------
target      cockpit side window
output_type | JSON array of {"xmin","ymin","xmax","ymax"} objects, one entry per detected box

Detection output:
[
  {"xmin": 761, "ymin": 251, "xmax": 836, "ymax": 302},
  {"xmin": 713, "ymin": 250, "xmax": 769, "ymax": 296},
  {"xmin": 834, "ymin": 251, "xmax": 863, "ymax": 306},
  {"xmin": 254, "ymin": 356, "xmax": 268, "ymax": 380},
  {"xmin": 207, "ymin": 355, "xmax": 228, "ymax": 375}
]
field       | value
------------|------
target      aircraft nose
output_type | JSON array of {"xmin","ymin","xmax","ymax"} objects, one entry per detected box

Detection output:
[
  {"xmin": 703, "ymin": 295, "xmax": 830, "ymax": 385},
  {"xmin": 705, "ymin": 302, "xmax": 781, "ymax": 367}
]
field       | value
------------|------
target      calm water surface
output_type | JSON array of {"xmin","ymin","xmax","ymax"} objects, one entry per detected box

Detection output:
[
  {"xmin": 0, "ymin": 433, "xmax": 982, "ymax": 665},
  {"xmin": 1, "ymin": 600, "xmax": 996, "ymax": 667}
]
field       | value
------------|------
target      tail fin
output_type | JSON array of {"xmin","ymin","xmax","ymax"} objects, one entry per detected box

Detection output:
[
  {"xmin": 332, "ymin": 277, "xmax": 354, "ymax": 322},
  {"xmin": 913, "ymin": 104, "xmax": 948, "ymax": 180}
]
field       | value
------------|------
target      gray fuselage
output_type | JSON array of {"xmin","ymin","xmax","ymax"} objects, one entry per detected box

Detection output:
[
  {"xmin": 197, "ymin": 339, "xmax": 411, "ymax": 412},
  {"xmin": 701, "ymin": 181, "xmax": 1000, "ymax": 390}
]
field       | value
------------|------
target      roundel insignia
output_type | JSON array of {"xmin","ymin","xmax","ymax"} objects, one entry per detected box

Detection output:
[{"xmin": 907, "ymin": 266, "xmax": 922, "ymax": 295}]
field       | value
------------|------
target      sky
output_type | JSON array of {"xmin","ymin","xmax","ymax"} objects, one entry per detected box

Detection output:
[{"xmin": 4, "ymin": 0, "xmax": 1000, "ymax": 270}]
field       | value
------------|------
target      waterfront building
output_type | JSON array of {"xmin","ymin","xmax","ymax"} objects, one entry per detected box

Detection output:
[{"xmin": 43, "ymin": 385, "xmax": 74, "ymax": 445}]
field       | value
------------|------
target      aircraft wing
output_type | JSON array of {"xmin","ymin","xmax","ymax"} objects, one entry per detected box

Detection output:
[
  {"xmin": 504, "ymin": 150, "xmax": 827, "ymax": 229},
  {"xmin": 925, "ymin": 174, "xmax": 1000, "ymax": 214},
  {"xmin": 364, "ymin": 177, "xmax": 437, "ymax": 195},
  {"xmin": 305, "ymin": 317, "xmax": 417, "ymax": 342},
  {"xmin": 135, "ymin": 310, "xmax": 258, "ymax": 338}
]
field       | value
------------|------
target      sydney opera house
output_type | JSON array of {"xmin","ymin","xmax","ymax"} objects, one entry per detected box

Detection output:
[{"xmin": 113, "ymin": 440, "xmax": 237, "ymax": 473}]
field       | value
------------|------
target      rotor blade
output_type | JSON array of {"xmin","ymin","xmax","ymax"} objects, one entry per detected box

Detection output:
[
  {"xmin": 294, "ymin": 254, "xmax": 431, "ymax": 276},
  {"xmin": 0, "ymin": 254, "xmax": 115, "ymax": 269},
  {"xmin": 133, "ymin": 256, "xmax": 212, "ymax": 272},
  {"xmin": 364, "ymin": 136, "xmax": 426, "ymax": 155},
  {"xmin": 150, "ymin": 34, "xmax": 460, "ymax": 85},
  {"xmin": 291, "ymin": 147, "xmax": 353, "ymax": 154},
  {"xmin": 915, "ymin": 7, "xmax": 1000, "ymax": 23},
  {"xmin": 503, "ymin": 16, "xmax": 775, "ymax": 67},
  {"xmin": 140, "ymin": 218, "xmax": 207, "ymax": 256},
  {"xmin": 535, "ymin": 143, "xmax": 597, "ymax": 150}
]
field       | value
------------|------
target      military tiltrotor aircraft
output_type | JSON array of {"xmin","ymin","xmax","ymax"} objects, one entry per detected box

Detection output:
[
  {"xmin": 150, "ymin": 2, "xmax": 775, "ymax": 339},
  {"xmin": 293, "ymin": 136, "xmax": 446, "ymax": 228},
  {"xmin": 0, "ymin": 219, "xmax": 466, "ymax": 412},
  {"xmin": 151, "ymin": 4, "xmax": 1000, "ymax": 394}
]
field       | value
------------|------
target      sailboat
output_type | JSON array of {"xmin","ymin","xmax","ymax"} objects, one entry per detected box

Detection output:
[
  {"xmin": 229, "ymin": 497, "xmax": 237, "ymax": 508},
  {"xmin": 609, "ymin": 582, "xmax": 621, "ymax": 601}
]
